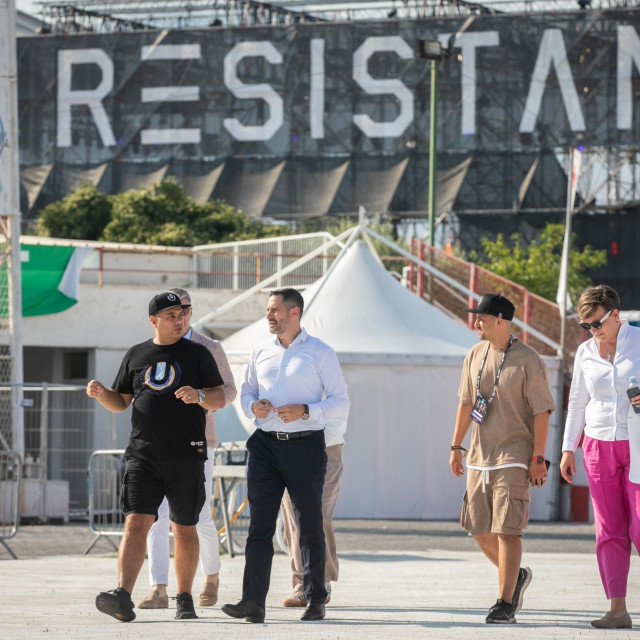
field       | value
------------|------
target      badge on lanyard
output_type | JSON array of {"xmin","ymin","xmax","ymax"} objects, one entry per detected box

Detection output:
[
  {"xmin": 470, "ymin": 335, "xmax": 514, "ymax": 426},
  {"xmin": 471, "ymin": 394, "xmax": 488, "ymax": 424}
]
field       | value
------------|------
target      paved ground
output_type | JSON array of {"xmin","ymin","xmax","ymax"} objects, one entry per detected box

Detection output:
[
  {"xmin": 1, "ymin": 518, "xmax": 597, "ymax": 558},
  {"xmin": 1, "ymin": 545, "xmax": 637, "ymax": 640},
  {"xmin": 3, "ymin": 519, "xmax": 635, "ymax": 640}
]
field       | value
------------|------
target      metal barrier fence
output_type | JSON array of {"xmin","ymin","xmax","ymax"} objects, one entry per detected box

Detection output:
[
  {"xmin": 0, "ymin": 451, "xmax": 22, "ymax": 559},
  {"xmin": 194, "ymin": 232, "xmax": 342, "ymax": 291},
  {"xmin": 85, "ymin": 449, "xmax": 125, "ymax": 554},
  {"xmin": 85, "ymin": 446, "xmax": 254, "ymax": 556},
  {"xmin": 18, "ymin": 384, "xmax": 116, "ymax": 518}
]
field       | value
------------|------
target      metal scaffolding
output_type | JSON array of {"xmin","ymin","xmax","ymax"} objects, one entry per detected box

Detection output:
[{"xmin": 37, "ymin": 0, "xmax": 640, "ymax": 31}]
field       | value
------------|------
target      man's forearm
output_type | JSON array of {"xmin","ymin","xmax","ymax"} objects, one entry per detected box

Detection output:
[
  {"xmin": 532, "ymin": 411, "xmax": 550, "ymax": 455},
  {"xmin": 97, "ymin": 388, "xmax": 131, "ymax": 413},
  {"xmin": 201, "ymin": 386, "xmax": 226, "ymax": 411},
  {"xmin": 451, "ymin": 402, "xmax": 473, "ymax": 447}
]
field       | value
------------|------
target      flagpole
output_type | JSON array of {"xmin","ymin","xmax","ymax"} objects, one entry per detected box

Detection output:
[
  {"xmin": 557, "ymin": 146, "xmax": 575, "ymax": 360},
  {"xmin": 551, "ymin": 146, "xmax": 578, "ymax": 520}
]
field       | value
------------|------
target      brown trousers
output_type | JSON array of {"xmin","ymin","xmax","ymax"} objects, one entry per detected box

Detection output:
[{"xmin": 281, "ymin": 444, "xmax": 343, "ymax": 593}]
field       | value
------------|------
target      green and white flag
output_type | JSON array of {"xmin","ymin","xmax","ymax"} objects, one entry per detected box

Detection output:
[{"xmin": 21, "ymin": 245, "xmax": 92, "ymax": 316}]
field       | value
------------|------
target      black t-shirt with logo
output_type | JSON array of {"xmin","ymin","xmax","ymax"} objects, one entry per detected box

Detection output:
[{"xmin": 113, "ymin": 338, "xmax": 223, "ymax": 462}]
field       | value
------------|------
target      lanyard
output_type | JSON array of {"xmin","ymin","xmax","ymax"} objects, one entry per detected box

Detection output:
[{"xmin": 475, "ymin": 335, "xmax": 515, "ymax": 406}]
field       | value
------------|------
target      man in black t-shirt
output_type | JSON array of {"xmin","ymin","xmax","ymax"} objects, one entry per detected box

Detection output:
[{"xmin": 87, "ymin": 291, "xmax": 225, "ymax": 623}]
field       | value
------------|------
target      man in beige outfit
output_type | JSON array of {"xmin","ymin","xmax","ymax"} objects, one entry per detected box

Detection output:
[
  {"xmin": 450, "ymin": 293, "xmax": 555, "ymax": 624},
  {"xmin": 138, "ymin": 288, "xmax": 236, "ymax": 610},
  {"xmin": 281, "ymin": 415, "xmax": 347, "ymax": 607}
]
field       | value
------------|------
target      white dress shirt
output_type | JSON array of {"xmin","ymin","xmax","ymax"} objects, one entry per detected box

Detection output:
[
  {"xmin": 241, "ymin": 328, "xmax": 349, "ymax": 437},
  {"xmin": 563, "ymin": 321, "xmax": 640, "ymax": 452}
]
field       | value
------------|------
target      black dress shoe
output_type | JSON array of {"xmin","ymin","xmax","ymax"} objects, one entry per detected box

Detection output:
[
  {"xmin": 221, "ymin": 599, "xmax": 265, "ymax": 623},
  {"xmin": 301, "ymin": 602, "xmax": 325, "ymax": 621}
]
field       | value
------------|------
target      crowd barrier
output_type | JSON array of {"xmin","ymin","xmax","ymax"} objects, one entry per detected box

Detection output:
[
  {"xmin": 84, "ymin": 446, "xmax": 253, "ymax": 556},
  {"xmin": 84, "ymin": 449, "xmax": 125, "ymax": 554},
  {"xmin": 0, "ymin": 451, "xmax": 22, "ymax": 559}
]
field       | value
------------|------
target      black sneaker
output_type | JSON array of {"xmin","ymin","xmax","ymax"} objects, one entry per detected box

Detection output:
[
  {"xmin": 95, "ymin": 587, "xmax": 136, "ymax": 622},
  {"xmin": 486, "ymin": 599, "xmax": 516, "ymax": 624},
  {"xmin": 512, "ymin": 566, "xmax": 532, "ymax": 615},
  {"xmin": 175, "ymin": 592, "xmax": 198, "ymax": 620}
]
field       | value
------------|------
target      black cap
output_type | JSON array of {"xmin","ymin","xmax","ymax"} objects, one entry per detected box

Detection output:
[
  {"xmin": 465, "ymin": 294, "xmax": 515, "ymax": 321},
  {"xmin": 149, "ymin": 292, "xmax": 184, "ymax": 316}
]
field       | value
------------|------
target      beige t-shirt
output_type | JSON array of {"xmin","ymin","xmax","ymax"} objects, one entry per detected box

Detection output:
[{"xmin": 458, "ymin": 339, "xmax": 556, "ymax": 467}]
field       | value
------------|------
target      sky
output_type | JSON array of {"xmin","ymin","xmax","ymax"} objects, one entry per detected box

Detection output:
[{"xmin": 16, "ymin": 0, "xmax": 39, "ymax": 17}]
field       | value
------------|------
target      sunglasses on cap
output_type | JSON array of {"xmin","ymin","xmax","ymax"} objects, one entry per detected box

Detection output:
[{"xmin": 579, "ymin": 308, "xmax": 613, "ymax": 331}]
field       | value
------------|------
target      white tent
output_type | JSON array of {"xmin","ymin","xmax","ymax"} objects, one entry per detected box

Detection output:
[{"xmin": 218, "ymin": 239, "xmax": 560, "ymax": 519}]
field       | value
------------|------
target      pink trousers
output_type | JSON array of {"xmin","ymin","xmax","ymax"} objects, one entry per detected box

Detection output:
[{"xmin": 582, "ymin": 436, "xmax": 640, "ymax": 599}]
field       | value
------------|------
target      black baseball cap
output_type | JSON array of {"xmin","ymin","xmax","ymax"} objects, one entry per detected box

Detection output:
[
  {"xmin": 465, "ymin": 294, "xmax": 515, "ymax": 321},
  {"xmin": 149, "ymin": 292, "xmax": 185, "ymax": 316}
]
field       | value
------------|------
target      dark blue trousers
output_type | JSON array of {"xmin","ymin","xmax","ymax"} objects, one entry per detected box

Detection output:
[{"xmin": 243, "ymin": 429, "xmax": 327, "ymax": 607}]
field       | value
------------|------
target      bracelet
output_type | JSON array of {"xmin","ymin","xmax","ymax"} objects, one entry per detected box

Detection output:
[{"xmin": 451, "ymin": 445, "xmax": 468, "ymax": 458}]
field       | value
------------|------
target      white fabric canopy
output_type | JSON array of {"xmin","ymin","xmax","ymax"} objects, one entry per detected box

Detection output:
[
  {"xmin": 220, "ymin": 239, "xmax": 560, "ymax": 519},
  {"xmin": 223, "ymin": 240, "xmax": 476, "ymax": 359}
]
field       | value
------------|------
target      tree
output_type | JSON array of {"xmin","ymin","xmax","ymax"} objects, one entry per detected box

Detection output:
[
  {"xmin": 35, "ymin": 178, "xmax": 289, "ymax": 245},
  {"xmin": 470, "ymin": 223, "xmax": 607, "ymax": 303},
  {"xmin": 36, "ymin": 181, "xmax": 112, "ymax": 240}
]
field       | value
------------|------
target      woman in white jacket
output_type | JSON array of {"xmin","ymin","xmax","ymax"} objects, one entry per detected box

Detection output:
[{"xmin": 560, "ymin": 284, "xmax": 640, "ymax": 629}]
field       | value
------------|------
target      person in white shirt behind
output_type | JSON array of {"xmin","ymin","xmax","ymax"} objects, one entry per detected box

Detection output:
[
  {"xmin": 221, "ymin": 288, "xmax": 349, "ymax": 624},
  {"xmin": 560, "ymin": 284, "xmax": 640, "ymax": 630},
  {"xmin": 280, "ymin": 413, "xmax": 347, "ymax": 608}
]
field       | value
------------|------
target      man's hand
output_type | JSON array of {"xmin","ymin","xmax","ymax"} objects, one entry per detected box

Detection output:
[
  {"xmin": 251, "ymin": 399, "xmax": 273, "ymax": 418},
  {"xmin": 560, "ymin": 451, "xmax": 576, "ymax": 484},
  {"xmin": 86, "ymin": 379, "xmax": 105, "ymax": 398},
  {"xmin": 275, "ymin": 404, "xmax": 306, "ymax": 423},
  {"xmin": 86, "ymin": 380, "xmax": 132, "ymax": 412},
  {"xmin": 529, "ymin": 459, "xmax": 548, "ymax": 488},
  {"xmin": 175, "ymin": 386, "xmax": 200, "ymax": 404},
  {"xmin": 450, "ymin": 450, "xmax": 465, "ymax": 477}
]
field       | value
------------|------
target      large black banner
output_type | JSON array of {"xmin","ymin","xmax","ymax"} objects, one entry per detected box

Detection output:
[{"xmin": 16, "ymin": 9, "xmax": 640, "ymax": 218}]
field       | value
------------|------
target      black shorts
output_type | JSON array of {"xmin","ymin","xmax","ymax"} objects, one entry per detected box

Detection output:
[{"xmin": 120, "ymin": 458, "xmax": 206, "ymax": 526}]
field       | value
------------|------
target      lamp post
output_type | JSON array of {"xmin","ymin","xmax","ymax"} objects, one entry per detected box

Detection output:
[{"xmin": 418, "ymin": 39, "xmax": 447, "ymax": 247}]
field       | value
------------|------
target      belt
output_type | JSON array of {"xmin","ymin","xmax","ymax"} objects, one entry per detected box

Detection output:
[{"xmin": 261, "ymin": 430, "xmax": 316, "ymax": 441}]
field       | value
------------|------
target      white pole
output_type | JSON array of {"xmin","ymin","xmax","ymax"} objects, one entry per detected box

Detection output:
[
  {"xmin": 557, "ymin": 147, "xmax": 579, "ymax": 355},
  {"xmin": 550, "ymin": 147, "xmax": 580, "ymax": 520},
  {"xmin": 0, "ymin": 0, "xmax": 24, "ymax": 456}
]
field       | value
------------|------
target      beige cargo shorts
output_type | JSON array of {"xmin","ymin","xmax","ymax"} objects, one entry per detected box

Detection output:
[{"xmin": 460, "ymin": 466, "xmax": 530, "ymax": 536}]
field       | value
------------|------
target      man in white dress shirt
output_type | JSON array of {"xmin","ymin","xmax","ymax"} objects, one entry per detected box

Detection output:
[{"xmin": 222, "ymin": 288, "xmax": 349, "ymax": 624}]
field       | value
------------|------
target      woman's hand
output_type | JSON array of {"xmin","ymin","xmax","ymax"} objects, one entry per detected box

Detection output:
[{"xmin": 560, "ymin": 450, "xmax": 576, "ymax": 483}]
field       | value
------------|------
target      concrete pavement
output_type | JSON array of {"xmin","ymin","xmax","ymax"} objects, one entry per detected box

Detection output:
[{"xmin": 2, "ymin": 540, "xmax": 639, "ymax": 639}]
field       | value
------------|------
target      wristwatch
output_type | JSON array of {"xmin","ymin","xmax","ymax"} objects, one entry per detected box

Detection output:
[
  {"xmin": 301, "ymin": 404, "xmax": 310, "ymax": 420},
  {"xmin": 531, "ymin": 455, "xmax": 545, "ymax": 464},
  {"xmin": 197, "ymin": 389, "xmax": 206, "ymax": 404}
]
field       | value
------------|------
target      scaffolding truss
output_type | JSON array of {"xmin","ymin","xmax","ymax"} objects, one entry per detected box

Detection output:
[{"xmin": 37, "ymin": 0, "xmax": 639, "ymax": 31}]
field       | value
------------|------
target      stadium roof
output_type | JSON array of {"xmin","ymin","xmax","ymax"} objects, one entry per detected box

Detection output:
[{"xmin": 37, "ymin": 0, "xmax": 637, "ymax": 31}]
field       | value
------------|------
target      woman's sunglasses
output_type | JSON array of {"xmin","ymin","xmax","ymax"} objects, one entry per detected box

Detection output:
[{"xmin": 579, "ymin": 308, "xmax": 613, "ymax": 331}]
